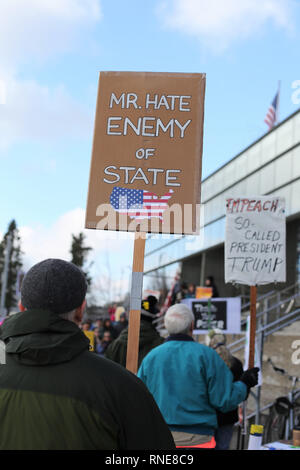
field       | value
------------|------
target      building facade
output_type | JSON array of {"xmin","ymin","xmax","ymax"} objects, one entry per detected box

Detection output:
[{"xmin": 144, "ymin": 108, "xmax": 300, "ymax": 298}]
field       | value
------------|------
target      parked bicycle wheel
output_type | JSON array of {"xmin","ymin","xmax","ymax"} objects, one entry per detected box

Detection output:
[
  {"xmin": 293, "ymin": 390, "xmax": 300, "ymax": 428},
  {"xmin": 264, "ymin": 400, "xmax": 290, "ymax": 443}
]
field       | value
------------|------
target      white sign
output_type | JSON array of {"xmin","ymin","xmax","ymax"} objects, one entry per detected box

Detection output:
[
  {"xmin": 225, "ymin": 196, "xmax": 286, "ymax": 286},
  {"xmin": 182, "ymin": 297, "xmax": 241, "ymax": 335}
]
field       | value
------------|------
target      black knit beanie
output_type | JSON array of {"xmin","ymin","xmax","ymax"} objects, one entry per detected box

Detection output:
[
  {"xmin": 141, "ymin": 296, "xmax": 159, "ymax": 322},
  {"xmin": 21, "ymin": 258, "xmax": 87, "ymax": 314}
]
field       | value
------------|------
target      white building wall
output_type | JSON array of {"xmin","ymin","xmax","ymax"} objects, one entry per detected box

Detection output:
[{"xmin": 145, "ymin": 109, "xmax": 300, "ymax": 274}]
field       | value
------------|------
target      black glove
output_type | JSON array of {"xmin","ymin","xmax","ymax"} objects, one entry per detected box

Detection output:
[{"xmin": 240, "ymin": 367, "xmax": 259, "ymax": 389}]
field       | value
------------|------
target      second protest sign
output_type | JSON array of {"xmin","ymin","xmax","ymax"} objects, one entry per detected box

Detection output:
[
  {"xmin": 225, "ymin": 195, "xmax": 286, "ymax": 369},
  {"xmin": 225, "ymin": 196, "xmax": 286, "ymax": 286}
]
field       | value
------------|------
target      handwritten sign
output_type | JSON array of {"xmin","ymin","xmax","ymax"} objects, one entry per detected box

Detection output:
[
  {"xmin": 85, "ymin": 71, "xmax": 206, "ymax": 234},
  {"xmin": 225, "ymin": 196, "xmax": 286, "ymax": 285}
]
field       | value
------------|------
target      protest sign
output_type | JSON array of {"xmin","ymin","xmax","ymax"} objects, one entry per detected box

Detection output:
[
  {"xmin": 225, "ymin": 196, "xmax": 286, "ymax": 369},
  {"xmin": 192, "ymin": 298, "xmax": 241, "ymax": 334},
  {"xmin": 182, "ymin": 298, "xmax": 241, "ymax": 334},
  {"xmin": 85, "ymin": 71, "xmax": 206, "ymax": 374},
  {"xmin": 196, "ymin": 286, "xmax": 213, "ymax": 299},
  {"xmin": 85, "ymin": 71, "xmax": 206, "ymax": 235},
  {"xmin": 225, "ymin": 196, "xmax": 286, "ymax": 285}
]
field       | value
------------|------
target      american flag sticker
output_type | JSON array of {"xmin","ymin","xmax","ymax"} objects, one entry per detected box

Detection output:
[{"xmin": 110, "ymin": 187, "xmax": 174, "ymax": 221}]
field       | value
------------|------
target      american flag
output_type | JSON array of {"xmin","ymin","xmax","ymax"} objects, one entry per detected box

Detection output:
[
  {"xmin": 110, "ymin": 187, "xmax": 174, "ymax": 221},
  {"xmin": 264, "ymin": 91, "xmax": 279, "ymax": 130},
  {"xmin": 160, "ymin": 267, "xmax": 181, "ymax": 315}
]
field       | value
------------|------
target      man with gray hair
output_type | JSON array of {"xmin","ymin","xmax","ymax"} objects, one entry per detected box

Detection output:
[
  {"xmin": 0, "ymin": 258, "xmax": 175, "ymax": 450},
  {"xmin": 138, "ymin": 303, "xmax": 259, "ymax": 449}
]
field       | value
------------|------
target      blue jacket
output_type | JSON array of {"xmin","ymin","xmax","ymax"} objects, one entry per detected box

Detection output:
[{"xmin": 137, "ymin": 336, "xmax": 247, "ymax": 436}]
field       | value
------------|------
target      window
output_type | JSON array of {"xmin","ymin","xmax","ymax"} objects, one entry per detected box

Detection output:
[
  {"xmin": 261, "ymin": 131, "xmax": 276, "ymax": 165},
  {"xmin": 276, "ymin": 120, "xmax": 293, "ymax": 155},
  {"xmin": 274, "ymin": 151, "xmax": 292, "ymax": 188},
  {"xmin": 247, "ymin": 143, "xmax": 261, "ymax": 173},
  {"xmin": 292, "ymin": 146, "xmax": 300, "ymax": 179},
  {"xmin": 236, "ymin": 152, "xmax": 248, "ymax": 180},
  {"xmin": 296, "ymin": 221, "xmax": 300, "ymax": 284},
  {"xmin": 293, "ymin": 113, "xmax": 300, "ymax": 146}
]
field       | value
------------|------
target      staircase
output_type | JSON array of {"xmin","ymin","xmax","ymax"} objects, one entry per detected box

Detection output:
[
  {"xmin": 227, "ymin": 281, "xmax": 300, "ymax": 355},
  {"xmin": 226, "ymin": 282, "xmax": 300, "ymax": 425}
]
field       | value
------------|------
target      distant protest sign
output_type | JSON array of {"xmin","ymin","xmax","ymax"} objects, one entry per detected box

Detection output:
[
  {"xmin": 225, "ymin": 196, "xmax": 286, "ymax": 285},
  {"xmin": 85, "ymin": 71, "xmax": 206, "ymax": 234},
  {"xmin": 182, "ymin": 298, "xmax": 241, "ymax": 334},
  {"xmin": 196, "ymin": 286, "xmax": 213, "ymax": 299}
]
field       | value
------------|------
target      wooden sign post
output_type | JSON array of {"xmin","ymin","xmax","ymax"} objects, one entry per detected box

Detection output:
[
  {"xmin": 248, "ymin": 285, "xmax": 257, "ymax": 369},
  {"xmin": 85, "ymin": 71, "xmax": 206, "ymax": 374},
  {"xmin": 126, "ymin": 231, "xmax": 146, "ymax": 374}
]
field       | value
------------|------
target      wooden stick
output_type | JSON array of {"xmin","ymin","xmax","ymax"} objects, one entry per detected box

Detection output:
[
  {"xmin": 126, "ymin": 231, "xmax": 146, "ymax": 374},
  {"xmin": 248, "ymin": 285, "xmax": 257, "ymax": 369}
]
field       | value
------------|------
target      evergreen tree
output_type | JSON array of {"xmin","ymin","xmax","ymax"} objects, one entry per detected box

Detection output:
[
  {"xmin": 0, "ymin": 220, "xmax": 23, "ymax": 314},
  {"xmin": 70, "ymin": 232, "xmax": 92, "ymax": 288}
]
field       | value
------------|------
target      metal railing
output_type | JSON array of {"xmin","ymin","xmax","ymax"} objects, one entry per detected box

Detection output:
[
  {"xmin": 155, "ymin": 281, "xmax": 300, "ymax": 339},
  {"xmin": 227, "ymin": 282, "xmax": 300, "ymax": 428},
  {"xmin": 228, "ymin": 284, "xmax": 300, "ymax": 353}
]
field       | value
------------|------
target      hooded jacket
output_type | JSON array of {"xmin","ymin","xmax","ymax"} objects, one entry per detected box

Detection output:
[
  {"xmin": 0, "ymin": 309, "xmax": 175, "ymax": 450},
  {"xmin": 105, "ymin": 318, "xmax": 164, "ymax": 368}
]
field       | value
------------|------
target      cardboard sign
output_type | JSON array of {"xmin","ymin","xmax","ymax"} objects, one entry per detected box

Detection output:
[
  {"xmin": 85, "ymin": 71, "xmax": 206, "ymax": 234},
  {"xmin": 196, "ymin": 286, "xmax": 213, "ymax": 299},
  {"xmin": 182, "ymin": 298, "xmax": 241, "ymax": 334},
  {"xmin": 225, "ymin": 196, "xmax": 286, "ymax": 286}
]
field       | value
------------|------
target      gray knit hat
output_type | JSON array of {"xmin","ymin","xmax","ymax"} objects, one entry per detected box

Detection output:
[{"xmin": 21, "ymin": 258, "xmax": 88, "ymax": 314}]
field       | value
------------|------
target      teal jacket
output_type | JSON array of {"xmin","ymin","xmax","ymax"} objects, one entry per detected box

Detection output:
[{"xmin": 137, "ymin": 336, "xmax": 247, "ymax": 436}]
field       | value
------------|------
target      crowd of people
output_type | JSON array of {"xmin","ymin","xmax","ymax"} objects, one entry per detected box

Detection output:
[
  {"xmin": 0, "ymin": 258, "xmax": 259, "ymax": 450},
  {"xmin": 171, "ymin": 275, "xmax": 220, "ymax": 304},
  {"xmin": 80, "ymin": 315, "xmax": 128, "ymax": 355},
  {"xmin": 77, "ymin": 273, "xmax": 256, "ymax": 450},
  {"xmin": 79, "ymin": 295, "xmax": 163, "ymax": 367}
]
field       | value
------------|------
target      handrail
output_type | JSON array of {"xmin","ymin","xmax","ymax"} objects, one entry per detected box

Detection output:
[
  {"xmin": 239, "ymin": 387, "xmax": 300, "ymax": 427},
  {"xmin": 240, "ymin": 281, "xmax": 300, "ymax": 315},
  {"xmin": 239, "ymin": 291, "xmax": 300, "ymax": 328},
  {"xmin": 229, "ymin": 307, "xmax": 300, "ymax": 354},
  {"xmin": 156, "ymin": 282, "xmax": 300, "ymax": 343},
  {"xmin": 241, "ymin": 290, "xmax": 277, "ymax": 312}
]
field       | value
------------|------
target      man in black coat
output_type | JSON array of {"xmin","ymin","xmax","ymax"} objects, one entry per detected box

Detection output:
[{"xmin": 0, "ymin": 259, "xmax": 175, "ymax": 450}]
